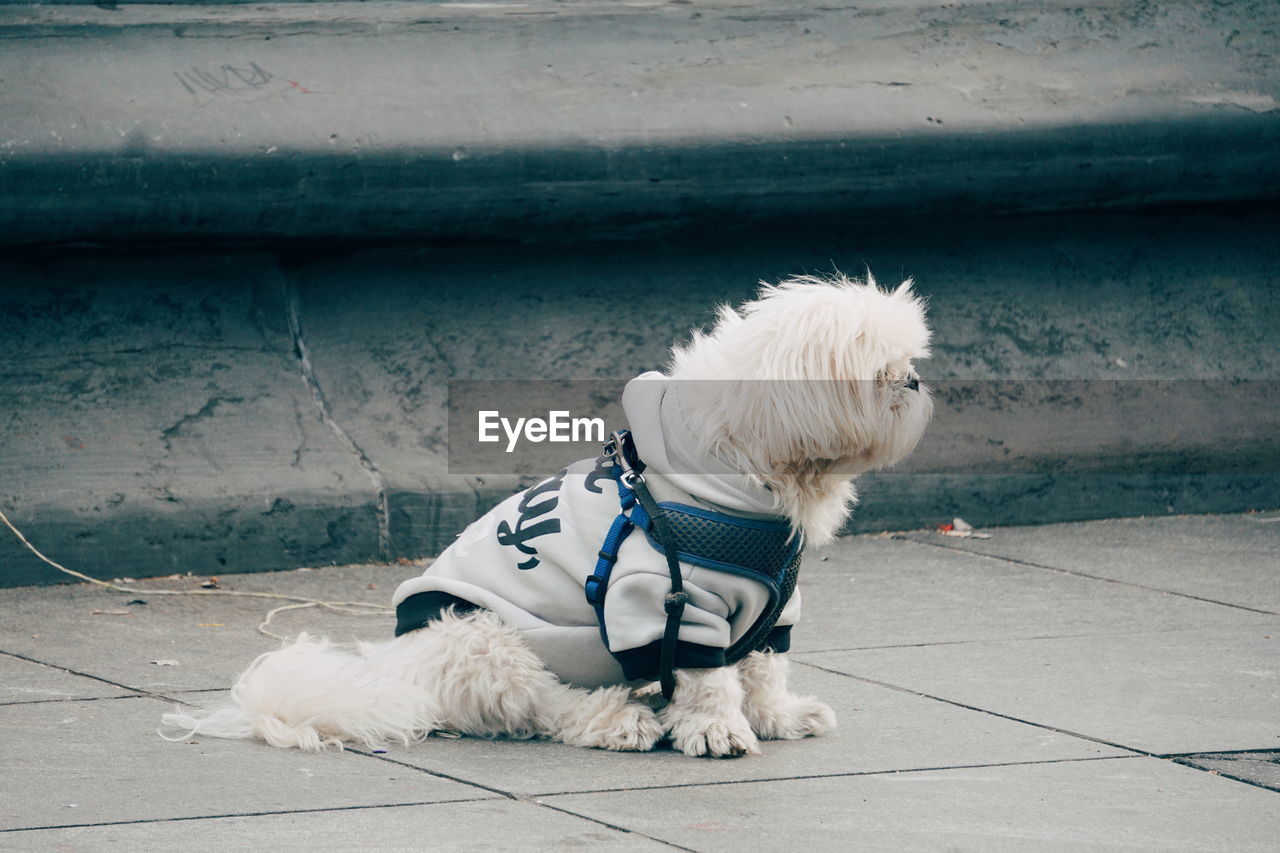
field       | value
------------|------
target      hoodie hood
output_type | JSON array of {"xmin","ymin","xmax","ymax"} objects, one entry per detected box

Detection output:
[{"xmin": 621, "ymin": 372, "xmax": 783, "ymax": 518}]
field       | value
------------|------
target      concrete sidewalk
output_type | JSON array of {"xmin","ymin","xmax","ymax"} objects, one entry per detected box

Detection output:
[{"xmin": 1, "ymin": 512, "xmax": 1276, "ymax": 850}]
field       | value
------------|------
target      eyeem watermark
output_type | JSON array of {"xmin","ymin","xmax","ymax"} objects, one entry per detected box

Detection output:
[
  {"xmin": 449, "ymin": 380, "xmax": 627, "ymax": 475},
  {"xmin": 478, "ymin": 410, "xmax": 606, "ymax": 453},
  {"xmin": 450, "ymin": 378, "xmax": 1280, "ymax": 478}
]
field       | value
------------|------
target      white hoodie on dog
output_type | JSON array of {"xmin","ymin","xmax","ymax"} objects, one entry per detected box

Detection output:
[{"xmin": 392, "ymin": 373, "xmax": 801, "ymax": 688}]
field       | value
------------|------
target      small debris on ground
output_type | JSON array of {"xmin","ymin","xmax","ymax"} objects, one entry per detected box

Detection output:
[
  {"xmin": 200, "ymin": 577, "xmax": 220, "ymax": 589},
  {"xmin": 150, "ymin": 659, "xmax": 180, "ymax": 666},
  {"xmin": 1244, "ymin": 511, "xmax": 1280, "ymax": 524},
  {"xmin": 938, "ymin": 517, "xmax": 992, "ymax": 539},
  {"xmin": 91, "ymin": 609, "xmax": 132, "ymax": 616}
]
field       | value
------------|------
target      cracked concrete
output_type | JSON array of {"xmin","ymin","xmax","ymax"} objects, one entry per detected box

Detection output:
[
  {"xmin": 282, "ymin": 275, "xmax": 392, "ymax": 558},
  {"xmin": 0, "ymin": 255, "xmax": 382, "ymax": 584}
]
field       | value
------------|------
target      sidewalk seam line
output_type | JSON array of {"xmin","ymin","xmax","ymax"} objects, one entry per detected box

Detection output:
[
  {"xmin": 0, "ymin": 797, "xmax": 500, "ymax": 835},
  {"xmin": 793, "ymin": 658, "xmax": 1155, "ymax": 756},
  {"xmin": 0, "ymin": 694, "xmax": 152, "ymax": 708},
  {"xmin": 795, "ymin": 621, "xmax": 1280, "ymax": 655},
  {"xmin": 0, "ymin": 649, "xmax": 158, "ymax": 699},
  {"xmin": 1160, "ymin": 748, "xmax": 1280, "ymax": 758},
  {"xmin": 532, "ymin": 755, "xmax": 1140, "ymax": 798},
  {"xmin": 345, "ymin": 748, "xmax": 517, "ymax": 800},
  {"xmin": 533, "ymin": 801, "xmax": 698, "ymax": 852},
  {"xmin": 892, "ymin": 535, "xmax": 1279, "ymax": 616}
]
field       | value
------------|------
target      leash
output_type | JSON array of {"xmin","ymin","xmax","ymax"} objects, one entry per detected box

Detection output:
[{"xmin": 0, "ymin": 505, "xmax": 391, "ymax": 641}]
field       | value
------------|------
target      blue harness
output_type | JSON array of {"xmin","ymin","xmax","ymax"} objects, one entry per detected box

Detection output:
[{"xmin": 583, "ymin": 431, "xmax": 802, "ymax": 695}]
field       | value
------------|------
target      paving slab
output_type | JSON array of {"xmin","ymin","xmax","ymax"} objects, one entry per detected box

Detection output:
[
  {"xmin": 790, "ymin": 532, "xmax": 1275, "ymax": 655},
  {"xmin": 800, "ymin": 624, "xmax": 1280, "ymax": 755},
  {"xmin": 542, "ymin": 757, "xmax": 1280, "ymax": 853},
  {"xmin": 0, "ymin": 564, "xmax": 408, "ymax": 692},
  {"xmin": 368, "ymin": 665, "xmax": 1123, "ymax": 798},
  {"xmin": 0, "ymin": 798, "xmax": 667, "ymax": 853},
  {"xmin": 1171, "ymin": 750, "xmax": 1280, "ymax": 792},
  {"xmin": 0, "ymin": 653, "xmax": 133, "ymax": 705},
  {"xmin": 0, "ymin": 696, "xmax": 493, "ymax": 832},
  {"xmin": 898, "ymin": 513, "xmax": 1280, "ymax": 613}
]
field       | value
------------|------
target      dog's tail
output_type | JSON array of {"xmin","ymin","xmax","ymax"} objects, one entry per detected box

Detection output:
[{"xmin": 159, "ymin": 632, "xmax": 441, "ymax": 751}]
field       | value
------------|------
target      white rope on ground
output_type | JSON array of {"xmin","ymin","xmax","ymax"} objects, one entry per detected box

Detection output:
[{"xmin": 0, "ymin": 506, "xmax": 392, "ymax": 641}]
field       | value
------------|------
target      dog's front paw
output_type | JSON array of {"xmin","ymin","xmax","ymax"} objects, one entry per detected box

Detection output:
[
  {"xmin": 667, "ymin": 715, "xmax": 760, "ymax": 758},
  {"xmin": 748, "ymin": 695, "xmax": 836, "ymax": 741}
]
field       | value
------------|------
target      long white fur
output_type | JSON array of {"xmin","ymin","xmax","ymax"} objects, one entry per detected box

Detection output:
[{"xmin": 162, "ymin": 272, "xmax": 931, "ymax": 757}]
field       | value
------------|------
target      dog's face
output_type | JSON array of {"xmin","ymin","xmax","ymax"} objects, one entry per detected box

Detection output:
[{"xmin": 669, "ymin": 273, "xmax": 932, "ymax": 542}]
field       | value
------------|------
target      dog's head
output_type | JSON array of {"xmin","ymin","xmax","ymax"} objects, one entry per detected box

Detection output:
[{"xmin": 668, "ymin": 272, "xmax": 932, "ymax": 545}]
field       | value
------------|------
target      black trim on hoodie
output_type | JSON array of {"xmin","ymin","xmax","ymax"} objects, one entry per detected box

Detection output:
[{"xmin": 395, "ymin": 591, "xmax": 480, "ymax": 637}]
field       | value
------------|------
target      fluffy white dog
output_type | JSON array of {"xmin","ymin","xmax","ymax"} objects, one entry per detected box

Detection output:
[{"xmin": 163, "ymin": 272, "xmax": 932, "ymax": 758}]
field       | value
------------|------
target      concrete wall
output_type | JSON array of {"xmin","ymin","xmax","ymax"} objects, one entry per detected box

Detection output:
[
  {"xmin": 1, "ymin": 1, "xmax": 1277, "ymax": 584},
  {"xmin": 2, "ymin": 211, "xmax": 1276, "ymax": 585}
]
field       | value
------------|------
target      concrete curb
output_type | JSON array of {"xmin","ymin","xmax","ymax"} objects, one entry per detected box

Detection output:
[
  {"xmin": 3, "ymin": 1, "xmax": 1279, "ymax": 245},
  {"xmin": 3, "ymin": 211, "xmax": 1278, "ymax": 585}
]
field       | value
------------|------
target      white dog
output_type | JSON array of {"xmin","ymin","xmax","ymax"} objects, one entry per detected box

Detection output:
[{"xmin": 163, "ymin": 272, "xmax": 932, "ymax": 758}]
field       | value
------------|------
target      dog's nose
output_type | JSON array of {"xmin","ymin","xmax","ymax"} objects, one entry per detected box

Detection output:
[{"xmin": 905, "ymin": 376, "xmax": 919, "ymax": 392}]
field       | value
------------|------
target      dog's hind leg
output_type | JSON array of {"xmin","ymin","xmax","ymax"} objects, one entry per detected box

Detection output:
[
  {"xmin": 379, "ymin": 610, "xmax": 661, "ymax": 750},
  {"xmin": 549, "ymin": 683, "xmax": 664, "ymax": 752},
  {"xmin": 736, "ymin": 651, "xmax": 835, "ymax": 740}
]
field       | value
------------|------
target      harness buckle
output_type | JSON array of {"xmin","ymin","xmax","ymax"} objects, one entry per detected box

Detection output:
[
  {"xmin": 584, "ymin": 575, "xmax": 605, "ymax": 606},
  {"xmin": 608, "ymin": 430, "xmax": 646, "ymax": 489},
  {"xmin": 620, "ymin": 469, "xmax": 645, "ymax": 488},
  {"xmin": 603, "ymin": 429, "xmax": 629, "ymax": 461}
]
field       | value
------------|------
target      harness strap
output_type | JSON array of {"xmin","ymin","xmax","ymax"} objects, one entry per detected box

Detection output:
[
  {"xmin": 583, "ymin": 462, "xmax": 637, "ymax": 636},
  {"xmin": 582, "ymin": 430, "xmax": 687, "ymax": 700},
  {"xmin": 628, "ymin": 472, "xmax": 686, "ymax": 700}
]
